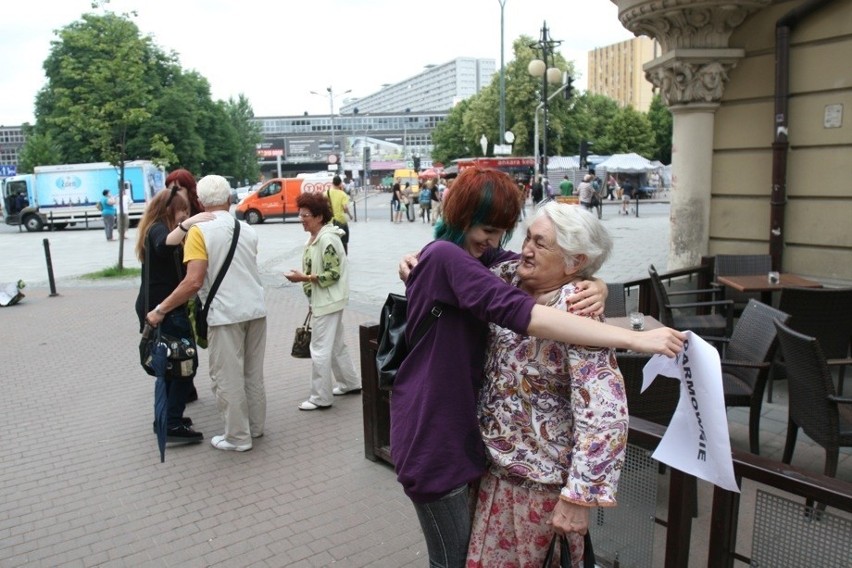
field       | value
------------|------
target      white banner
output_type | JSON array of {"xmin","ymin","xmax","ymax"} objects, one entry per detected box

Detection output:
[{"xmin": 643, "ymin": 332, "xmax": 740, "ymax": 493}]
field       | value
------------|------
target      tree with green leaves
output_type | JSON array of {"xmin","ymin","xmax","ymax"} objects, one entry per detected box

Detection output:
[
  {"xmin": 647, "ymin": 94, "xmax": 673, "ymax": 164},
  {"xmin": 25, "ymin": 9, "xmax": 262, "ymax": 268},
  {"xmin": 16, "ymin": 127, "xmax": 61, "ymax": 173},
  {"xmin": 430, "ymin": 99, "xmax": 473, "ymax": 165},
  {"xmin": 604, "ymin": 105, "xmax": 656, "ymax": 158},
  {"xmin": 34, "ymin": 11, "xmax": 159, "ymax": 267}
]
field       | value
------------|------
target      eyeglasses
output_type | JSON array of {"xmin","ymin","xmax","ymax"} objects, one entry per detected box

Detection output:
[{"xmin": 298, "ymin": 212, "xmax": 314, "ymax": 219}]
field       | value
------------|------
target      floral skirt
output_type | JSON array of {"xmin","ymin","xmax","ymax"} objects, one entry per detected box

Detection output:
[{"xmin": 466, "ymin": 472, "xmax": 584, "ymax": 568}]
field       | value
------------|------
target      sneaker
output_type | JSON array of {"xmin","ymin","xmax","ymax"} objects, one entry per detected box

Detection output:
[
  {"xmin": 166, "ymin": 424, "xmax": 203, "ymax": 444},
  {"xmin": 298, "ymin": 400, "xmax": 332, "ymax": 411},
  {"xmin": 153, "ymin": 417, "xmax": 192, "ymax": 433},
  {"xmin": 332, "ymin": 387, "xmax": 362, "ymax": 396},
  {"xmin": 210, "ymin": 435, "xmax": 252, "ymax": 452}
]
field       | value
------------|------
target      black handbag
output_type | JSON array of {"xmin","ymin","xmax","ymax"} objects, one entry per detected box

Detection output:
[
  {"xmin": 375, "ymin": 293, "xmax": 445, "ymax": 391},
  {"xmin": 291, "ymin": 309, "xmax": 312, "ymax": 358},
  {"xmin": 139, "ymin": 322, "xmax": 197, "ymax": 380},
  {"xmin": 542, "ymin": 531, "xmax": 595, "ymax": 568}
]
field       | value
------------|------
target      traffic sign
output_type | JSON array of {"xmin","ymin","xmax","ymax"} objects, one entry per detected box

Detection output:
[{"xmin": 0, "ymin": 165, "xmax": 17, "ymax": 177}]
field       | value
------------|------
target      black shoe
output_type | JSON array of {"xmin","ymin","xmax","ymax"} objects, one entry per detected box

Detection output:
[
  {"xmin": 165, "ymin": 424, "xmax": 203, "ymax": 444},
  {"xmin": 153, "ymin": 417, "xmax": 192, "ymax": 433}
]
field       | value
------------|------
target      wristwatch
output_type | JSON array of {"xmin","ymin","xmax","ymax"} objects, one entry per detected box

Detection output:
[{"xmin": 154, "ymin": 304, "xmax": 165, "ymax": 315}]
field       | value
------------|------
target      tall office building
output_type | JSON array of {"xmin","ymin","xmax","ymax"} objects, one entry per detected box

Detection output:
[
  {"xmin": 340, "ymin": 57, "xmax": 496, "ymax": 114},
  {"xmin": 587, "ymin": 37, "xmax": 658, "ymax": 112},
  {"xmin": 0, "ymin": 126, "xmax": 26, "ymax": 170}
]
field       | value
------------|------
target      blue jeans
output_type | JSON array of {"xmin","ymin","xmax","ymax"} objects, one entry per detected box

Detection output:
[
  {"xmin": 412, "ymin": 484, "xmax": 471, "ymax": 568},
  {"xmin": 159, "ymin": 310, "xmax": 197, "ymax": 428}
]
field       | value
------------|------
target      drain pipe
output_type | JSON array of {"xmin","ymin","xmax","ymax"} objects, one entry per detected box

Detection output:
[{"xmin": 770, "ymin": 0, "xmax": 836, "ymax": 270}]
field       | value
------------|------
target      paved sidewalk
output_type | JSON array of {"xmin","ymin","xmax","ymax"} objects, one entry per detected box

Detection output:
[{"xmin": 1, "ymin": 200, "xmax": 849, "ymax": 567}]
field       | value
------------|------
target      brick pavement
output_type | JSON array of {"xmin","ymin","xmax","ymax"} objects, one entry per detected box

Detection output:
[{"xmin": 1, "ymin": 198, "xmax": 849, "ymax": 567}]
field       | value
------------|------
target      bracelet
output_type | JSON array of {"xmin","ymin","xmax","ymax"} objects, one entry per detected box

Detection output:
[{"xmin": 178, "ymin": 222, "xmax": 188, "ymax": 232}]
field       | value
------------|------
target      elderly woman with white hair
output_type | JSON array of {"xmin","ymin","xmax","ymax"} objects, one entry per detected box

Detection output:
[{"xmin": 467, "ymin": 202, "xmax": 627, "ymax": 567}]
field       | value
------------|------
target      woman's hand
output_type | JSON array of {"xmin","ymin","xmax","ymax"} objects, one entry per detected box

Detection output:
[
  {"xmin": 548, "ymin": 500, "xmax": 590, "ymax": 536},
  {"xmin": 568, "ymin": 278, "xmax": 607, "ymax": 316},
  {"xmin": 398, "ymin": 252, "xmax": 419, "ymax": 282},
  {"xmin": 284, "ymin": 270, "xmax": 309, "ymax": 283},
  {"xmin": 631, "ymin": 327, "xmax": 685, "ymax": 357},
  {"xmin": 146, "ymin": 309, "xmax": 164, "ymax": 328},
  {"xmin": 186, "ymin": 212, "xmax": 215, "ymax": 227}
]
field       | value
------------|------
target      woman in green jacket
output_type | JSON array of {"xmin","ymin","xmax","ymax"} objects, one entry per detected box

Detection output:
[{"xmin": 285, "ymin": 192, "xmax": 362, "ymax": 410}]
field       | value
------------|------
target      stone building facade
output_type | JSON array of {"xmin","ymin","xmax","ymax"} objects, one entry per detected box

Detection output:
[{"xmin": 614, "ymin": 0, "xmax": 852, "ymax": 283}]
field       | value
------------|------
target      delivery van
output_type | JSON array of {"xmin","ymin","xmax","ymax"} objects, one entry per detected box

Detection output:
[{"xmin": 234, "ymin": 172, "xmax": 335, "ymax": 224}]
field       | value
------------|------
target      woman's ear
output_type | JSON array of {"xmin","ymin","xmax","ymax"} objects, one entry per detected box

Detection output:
[{"xmin": 565, "ymin": 254, "xmax": 588, "ymax": 277}]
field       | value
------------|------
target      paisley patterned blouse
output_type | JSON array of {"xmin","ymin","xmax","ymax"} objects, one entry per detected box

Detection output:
[{"xmin": 479, "ymin": 260, "xmax": 629, "ymax": 506}]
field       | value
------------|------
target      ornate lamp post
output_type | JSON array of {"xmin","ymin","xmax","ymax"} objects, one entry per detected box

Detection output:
[{"xmin": 528, "ymin": 22, "xmax": 562, "ymax": 181}]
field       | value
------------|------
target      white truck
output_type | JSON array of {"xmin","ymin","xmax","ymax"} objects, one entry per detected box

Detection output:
[{"xmin": 2, "ymin": 160, "xmax": 164, "ymax": 232}]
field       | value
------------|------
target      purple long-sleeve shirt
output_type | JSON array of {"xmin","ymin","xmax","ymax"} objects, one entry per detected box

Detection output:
[{"xmin": 391, "ymin": 240, "xmax": 535, "ymax": 503}]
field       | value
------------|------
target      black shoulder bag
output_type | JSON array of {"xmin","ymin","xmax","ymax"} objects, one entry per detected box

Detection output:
[
  {"xmin": 375, "ymin": 293, "xmax": 445, "ymax": 391},
  {"xmin": 194, "ymin": 217, "xmax": 241, "ymax": 347}
]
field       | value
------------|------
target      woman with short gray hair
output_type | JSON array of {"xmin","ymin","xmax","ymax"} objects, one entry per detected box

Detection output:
[{"xmin": 468, "ymin": 201, "xmax": 625, "ymax": 567}]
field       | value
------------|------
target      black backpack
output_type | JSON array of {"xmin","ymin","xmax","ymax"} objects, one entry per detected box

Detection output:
[{"xmin": 375, "ymin": 293, "xmax": 445, "ymax": 390}]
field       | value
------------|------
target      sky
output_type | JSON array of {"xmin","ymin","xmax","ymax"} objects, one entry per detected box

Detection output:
[{"xmin": 0, "ymin": 0, "xmax": 635, "ymax": 126}]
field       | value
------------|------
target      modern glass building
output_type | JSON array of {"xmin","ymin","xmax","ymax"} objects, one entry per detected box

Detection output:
[{"xmin": 340, "ymin": 57, "xmax": 496, "ymax": 114}]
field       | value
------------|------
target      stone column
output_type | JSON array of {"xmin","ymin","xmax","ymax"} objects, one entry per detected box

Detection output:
[
  {"xmin": 646, "ymin": 50, "xmax": 743, "ymax": 268},
  {"xmin": 614, "ymin": 0, "xmax": 770, "ymax": 269}
]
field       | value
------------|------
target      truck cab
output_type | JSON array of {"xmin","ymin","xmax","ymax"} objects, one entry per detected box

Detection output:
[{"xmin": 2, "ymin": 175, "xmax": 39, "ymax": 230}]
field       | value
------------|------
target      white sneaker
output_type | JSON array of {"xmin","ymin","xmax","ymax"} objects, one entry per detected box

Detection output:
[
  {"xmin": 298, "ymin": 400, "xmax": 332, "ymax": 411},
  {"xmin": 210, "ymin": 435, "xmax": 252, "ymax": 452},
  {"xmin": 332, "ymin": 386, "xmax": 362, "ymax": 396}
]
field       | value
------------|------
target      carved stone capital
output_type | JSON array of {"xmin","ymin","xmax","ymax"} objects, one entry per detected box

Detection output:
[
  {"xmin": 644, "ymin": 49, "xmax": 743, "ymax": 106},
  {"xmin": 614, "ymin": 0, "xmax": 771, "ymax": 51}
]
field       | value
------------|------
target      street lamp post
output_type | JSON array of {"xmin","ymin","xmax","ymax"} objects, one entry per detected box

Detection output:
[
  {"xmin": 498, "ymin": 0, "xmax": 507, "ymax": 143},
  {"xmin": 311, "ymin": 86, "xmax": 351, "ymax": 172},
  {"xmin": 528, "ymin": 21, "xmax": 562, "ymax": 181},
  {"xmin": 402, "ymin": 108, "xmax": 411, "ymax": 162}
]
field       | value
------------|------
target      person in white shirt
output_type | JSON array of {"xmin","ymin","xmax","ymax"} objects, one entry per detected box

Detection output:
[{"xmin": 117, "ymin": 189, "xmax": 133, "ymax": 238}]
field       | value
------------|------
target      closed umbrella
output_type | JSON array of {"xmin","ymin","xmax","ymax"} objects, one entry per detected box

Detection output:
[{"xmin": 147, "ymin": 325, "xmax": 170, "ymax": 463}]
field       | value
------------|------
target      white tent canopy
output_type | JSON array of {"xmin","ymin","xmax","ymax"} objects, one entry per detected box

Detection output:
[
  {"xmin": 595, "ymin": 152, "xmax": 657, "ymax": 174},
  {"xmin": 548, "ymin": 156, "xmax": 580, "ymax": 170}
]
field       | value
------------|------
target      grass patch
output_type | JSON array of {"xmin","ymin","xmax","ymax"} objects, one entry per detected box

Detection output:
[{"xmin": 81, "ymin": 265, "xmax": 142, "ymax": 280}]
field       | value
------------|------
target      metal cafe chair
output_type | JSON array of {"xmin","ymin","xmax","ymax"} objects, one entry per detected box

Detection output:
[
  {"xmin": 648, "ymin": 264, "xmax": 734, "ymax": 339},
  {"xmin": 774, "ymin": 320, "xmax": 852, "ymax": 478},
  {"xmin": 769, "ymin": 286, "xmax": 852, "ymax": 401},
  {"xmin": 716, "ymin": 299, "xmax": 790, "ymax": 454},
  {"xmin": 604, "ymin": 282, "xmax": 627, "ymax": 318}
]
